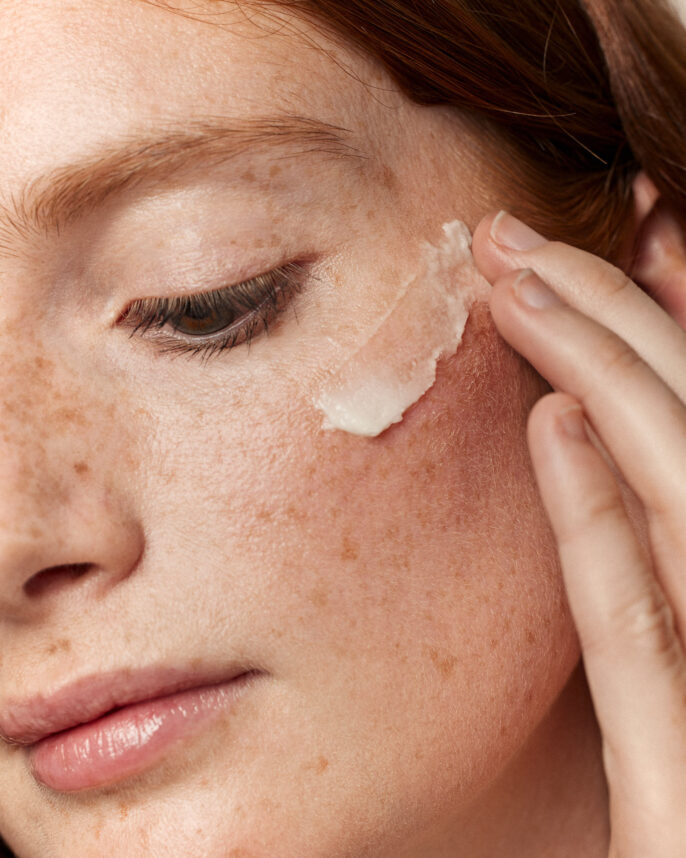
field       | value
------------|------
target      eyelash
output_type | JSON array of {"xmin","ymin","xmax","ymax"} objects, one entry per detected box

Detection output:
[{"xmin": 118, "ymin": 261, "xmax": 307, "ymax": 362}]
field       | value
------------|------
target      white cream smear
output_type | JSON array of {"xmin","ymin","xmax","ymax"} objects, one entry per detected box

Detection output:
[{"xmin": 314, "ymin": 219, "xmax": 492, "ymax": 436}]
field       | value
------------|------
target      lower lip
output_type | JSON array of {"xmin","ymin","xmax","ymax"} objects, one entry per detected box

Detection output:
[{"xmin": 29, "ymin": 673, "xmax": 259, "ymax": 792}]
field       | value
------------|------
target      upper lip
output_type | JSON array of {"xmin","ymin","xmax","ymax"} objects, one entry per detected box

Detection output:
[{"xmin": 0, "ymin": 662, "xmax": 255, "ymax": 747}]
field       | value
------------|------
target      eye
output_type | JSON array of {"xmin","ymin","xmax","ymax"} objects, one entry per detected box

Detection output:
[{"xmin": 118, "ymin": 261, "xmax": 307, "ymax": 361}]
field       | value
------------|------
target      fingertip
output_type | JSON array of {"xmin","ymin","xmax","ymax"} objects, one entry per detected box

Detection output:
[
  {"xmin": 526, "ymin": 391, "xmax": 583, "ymax": 447},
  {"xmin": 472, "ymin": 210, "xmax": 509, "ymax": 282},
  {"xmin": 472, "ymin": 210, "xmax": 502, "ymax": 249}
]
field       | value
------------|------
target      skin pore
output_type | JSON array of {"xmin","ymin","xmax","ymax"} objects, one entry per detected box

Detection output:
[{"xmin": 0, "ymin": 1, "xmax": 610, "ymax": 856}]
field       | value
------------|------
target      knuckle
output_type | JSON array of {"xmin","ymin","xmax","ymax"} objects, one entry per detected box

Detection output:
[
  {"xmin": 600, "ymin": 265, "xmax": 635, "ymax": 301},
  {"xmin": 571, "ymin": 329, "xmax": 645, "ymax": 404},
  {"xmin": 584, "ymin": 489, "xmax": 627, "ymax": 523},
  {"xmin": 560, "ymin": 486, "xmax": 626, "ymax": 542},
  {"xmin": 610, "ymin": 590, "xmax": 680, "ymax": 660},
  {"xmin": 594, "ymin": 332, "xmax": 644, "ymax": 381}
]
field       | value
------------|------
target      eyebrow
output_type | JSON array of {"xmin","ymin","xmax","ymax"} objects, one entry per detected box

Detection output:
[{"xmin": 0, "ymin": 113, "xmax": 366, "ymax": 253}]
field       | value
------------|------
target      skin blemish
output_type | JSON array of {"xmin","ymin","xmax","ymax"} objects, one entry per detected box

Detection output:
[
  {"xmin": 314, "ymin": 220, "xmax": 491, "ymax": 436},
  {"xmin": 380, "ymin": 162, "xmax": 397, "ymax": 192},
  {"xmin": 302, "ymin": 754, "xmax": 330, "ymax": 775},
  {"xmin": 44, "ymin": 638, "xmax": 72, "ymax": 656},
  {"xmin": 308, "ymin": 585, "xmax": 329, "ymax": 607},
  {"xmin": 340, "ymin": 532, "xmax": 360, "ymax": 562},
  {"xmin": 427, "ymin": 645, "xmax": 458, "ymax": 678}
]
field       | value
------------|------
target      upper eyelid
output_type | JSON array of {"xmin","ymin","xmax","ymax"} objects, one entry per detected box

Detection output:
[
  {"xmin": 116, "ymin": 262, "xmax": 296, "ymax": 323},
  {"xmin": 116, "ymin": 260, "xmax": 309, "ymax": 361},
  {"xmin": 118, "ymin": 259, "xmax": 311, "ymax": 314}
]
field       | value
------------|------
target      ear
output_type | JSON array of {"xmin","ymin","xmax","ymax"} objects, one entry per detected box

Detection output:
[{"xmin": 628, "ymin": 171, "xmax": 686, "ymax": 330}]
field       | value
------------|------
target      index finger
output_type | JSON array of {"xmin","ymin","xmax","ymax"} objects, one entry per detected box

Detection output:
[{"xmin": 472, "ymin": 211, "xmax": 686, "ymax": 403}]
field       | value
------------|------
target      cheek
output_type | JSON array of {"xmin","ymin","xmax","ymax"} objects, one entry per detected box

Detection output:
[
  {"xmin": 266, "ymin": 302, "xmax": 569, "ymax": 654},
  {"xmin": 137, "ymin": 305, "xmax": 579, "ymax": 848},
  {"xmin": 151, "ymin": 302, "xmax": 576, "ymax": 698}
]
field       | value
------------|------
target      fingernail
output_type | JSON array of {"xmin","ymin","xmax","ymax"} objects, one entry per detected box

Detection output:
[
  {"xmin": 491, "ymin": 211, "xmax": 548, "ymax": 252},
  {"xmin": 512, "ymin": 269, "xmax": 563, "ymax": 309},
  {"xmin": 558, "ymin": 405, "xmax": 588, "ymax": 442}
]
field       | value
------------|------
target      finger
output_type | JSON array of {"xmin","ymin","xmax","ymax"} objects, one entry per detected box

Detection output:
[
  {"xmin": 472, "ymin": 211, "xmax": 686, "ymax": 402},
  {"xmin": 527, "ymin": 392, "xmax": 686, "ymax": 794},
  {"xmin": 489, "ymin": 267, "xmax": 686, "ymax": 620}
]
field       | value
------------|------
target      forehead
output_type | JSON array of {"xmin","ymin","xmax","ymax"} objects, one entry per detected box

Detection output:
[{"xmin": 0, "ymin": 0, "xmax": 388, "ymax": 199}]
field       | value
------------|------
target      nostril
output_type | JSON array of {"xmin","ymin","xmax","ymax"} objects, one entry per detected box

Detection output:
[{"xmin": 23, "ymin": 563, "xmax": 95, "ymax": 598}]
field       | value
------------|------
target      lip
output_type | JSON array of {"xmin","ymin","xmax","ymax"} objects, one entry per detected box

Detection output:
[
  {"xmin": 0, "ymin": 662, "xmax": 258, "ymax": 747},
  {"xmin": 0, "ymin": 664, "xmax": 262, "ymax": 793}
]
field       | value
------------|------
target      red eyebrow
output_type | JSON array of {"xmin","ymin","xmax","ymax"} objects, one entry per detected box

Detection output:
[{"xmin": 0, "ymin": 113, "xmax": 365, "ymax": 255}]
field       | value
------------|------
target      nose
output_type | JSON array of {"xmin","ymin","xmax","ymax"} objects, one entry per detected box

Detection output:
[
  {"xmin": 0, "ymin": 350, "xmax": 144, "ymax": 617},
  {"xmin": 0, "ymin": 478, "xmax": 144, "ymax": 611}
]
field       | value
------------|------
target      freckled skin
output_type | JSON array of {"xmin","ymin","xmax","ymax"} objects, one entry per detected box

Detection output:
[{"xmin": 0, "ymin": 3, "xmax": 604, "ymax": 858}]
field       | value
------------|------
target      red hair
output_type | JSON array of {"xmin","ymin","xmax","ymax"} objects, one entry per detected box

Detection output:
[
  {"xmin": 142, "ymin": 0, "xmax": 686, "ymax": 259},
  {"xmin": 270, "ymin": 0, "xmax": 686, "ymax": 261}
]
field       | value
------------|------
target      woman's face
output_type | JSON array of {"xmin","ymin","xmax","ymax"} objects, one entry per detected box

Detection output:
[{"xmin": 0, "ymin": 2, "xmax": 580, "ymax": 855}]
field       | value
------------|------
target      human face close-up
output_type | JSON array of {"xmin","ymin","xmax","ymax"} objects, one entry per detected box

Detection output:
[{"xmin": 0, "ymin": 2, "xmax": 590, "ymax": 856}]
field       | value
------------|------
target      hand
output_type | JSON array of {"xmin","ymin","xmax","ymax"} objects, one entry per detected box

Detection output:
[{"xmin": 472, "ymin": 209, "xmax": 686, "ymax": 857}]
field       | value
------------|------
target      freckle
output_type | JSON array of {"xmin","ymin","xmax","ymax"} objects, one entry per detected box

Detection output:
[
  {"xmin": 315, "ymin": 755, "xmax": 329, "ymax": 774},
  {"xmin": 118, "ymin": 802, "xmax": 129, "ymax": 820},
  {"xmin": 241, "ymin": 168, "xmax": 256, "ymax": 182},
  {"xmin": 384, "ymin": 523, "xmax": 400, "ymax": 542},
  {"xmin": 55, "ymin": 407, "xmax": 86, "ymax": 427},
  {"xmin": 380, "ymin": 163, "xmax": 396, "ymax": 191},
  {"xmin": 526, "ymin": 629, "xmax": 536, "ymax": 644},
  {"xmin": 269, "ymin": 164, "xmax": 281, "ymax": 177},
  {"xmin": 73, "ymin": 461, "xmax": 90, "ymax": 475},
  {"xmin": 284, "ymin": 504, "xmax": 306, "ymax": 524},
  {"xmin": 340, "ymin": 533, "xmax": 360, "ymax": 561},
  {"xmin": 427, "ymin": 645, "xmax": 457, "ymax": 677},
  {"xmin": 34, "ymin": 356, "xmax": 52, "ymax": 371},
  {"xmin": 308, "ymin": 585, "xmax": 329, "ymax": 607}
]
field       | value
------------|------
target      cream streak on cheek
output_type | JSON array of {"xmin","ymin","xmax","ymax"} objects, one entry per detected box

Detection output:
[{"xmin": 314, "ymin": 220, "xmax": 492, "ymax": 436}]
